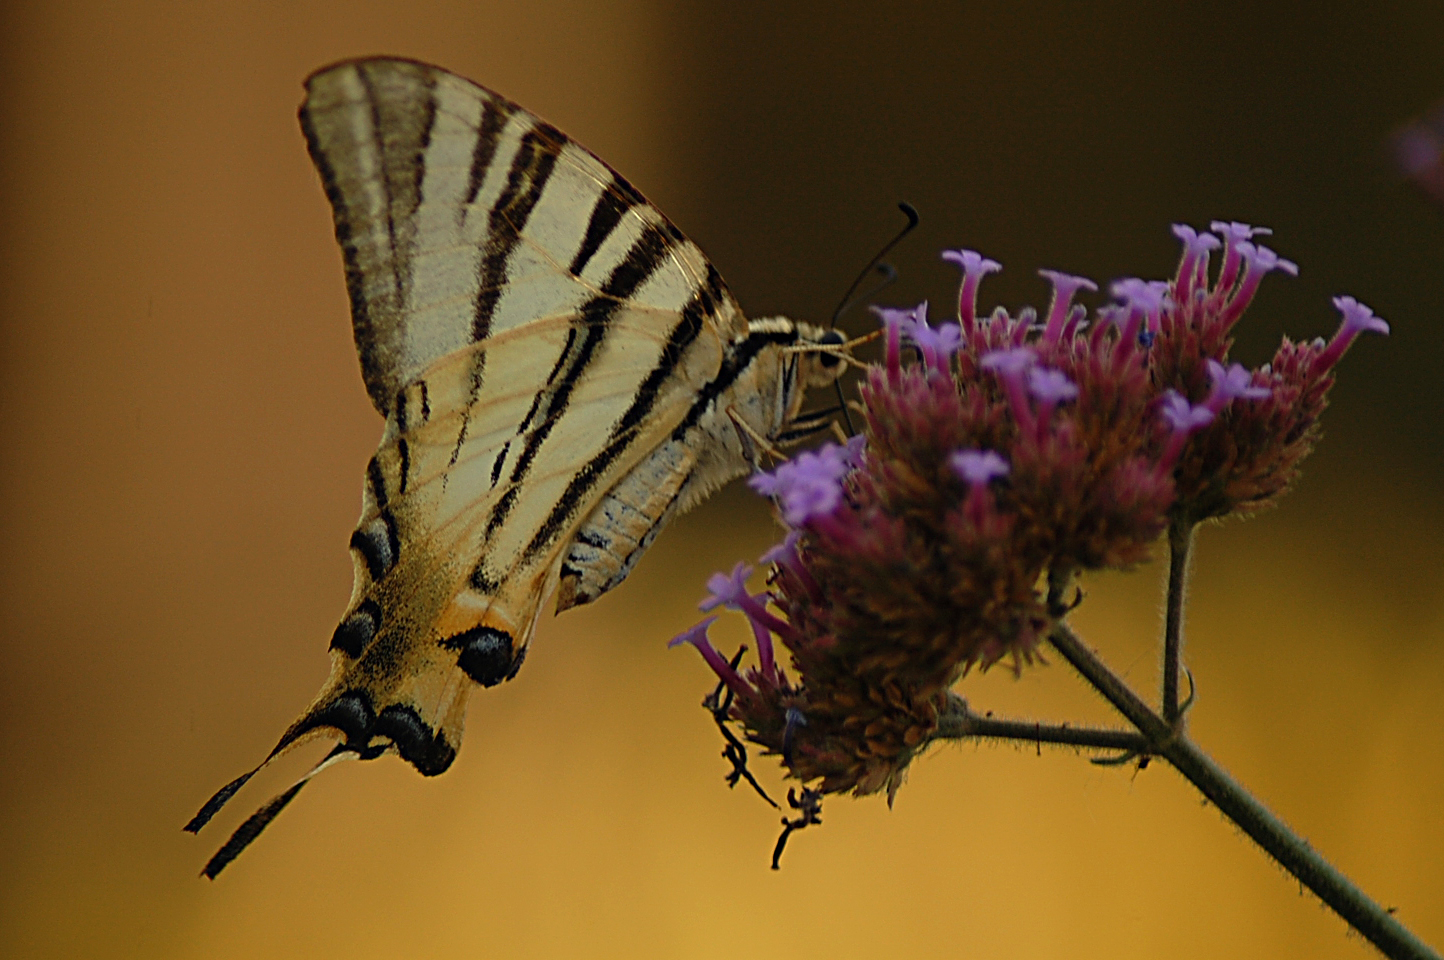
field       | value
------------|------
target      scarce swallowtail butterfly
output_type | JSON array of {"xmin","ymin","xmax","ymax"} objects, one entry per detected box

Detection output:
[{"xmin": 185, "ymin": 57, "xmax": 850, "ymax": 877}]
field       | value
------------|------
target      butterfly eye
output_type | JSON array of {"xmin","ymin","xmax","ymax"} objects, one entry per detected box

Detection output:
[{"xmin": 818, "ymin": 330, "xmax": 845, "ymax": 368}]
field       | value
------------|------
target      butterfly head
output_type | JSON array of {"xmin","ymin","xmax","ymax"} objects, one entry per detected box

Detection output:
[{"xmin": 790, "ymin": 322, "xmax": 851, "ymax": 390}]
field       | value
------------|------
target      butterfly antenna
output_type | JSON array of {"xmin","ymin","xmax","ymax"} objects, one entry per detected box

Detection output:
[
  {"xmin": 828, "ymin": 202, "xmax": 919, "ymax": 437},
  {"xmin": 829, "ymin": 201, "xmax": 920, "ymax": 327}
]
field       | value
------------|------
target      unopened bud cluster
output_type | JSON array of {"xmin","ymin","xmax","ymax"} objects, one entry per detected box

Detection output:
[{"xmin": 672, "ymin": 222, "xmax": 1387, "ymax": 800}]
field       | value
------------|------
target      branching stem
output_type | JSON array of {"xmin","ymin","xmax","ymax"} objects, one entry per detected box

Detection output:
[
  {"xmin": 932, "ymin": 694, "xmax": 1149, "ymax": 754},
  {"xmin": 1046, "ymin": 622, "xmax": 1439, "ymax": 960}
]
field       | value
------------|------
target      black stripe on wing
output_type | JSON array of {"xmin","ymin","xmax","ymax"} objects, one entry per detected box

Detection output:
[
  {"xmin": 355, "ymin": 62, "xmax": 439, "ymax": 318},
  {"xmin": 470, "ymin": 124, "xmax": 565, "ymax": 343},
  {"xmin": 470, "ymin": 224, "xmax": 680, "ymax": 592},
  {"xmin": 444, "ymin": 122, "xmax": 566, "ymax": 483},
  {"xmin": 520, "ymin": 262, "xmax": 727, "ymax": 563},
  {"xmin": 300, "ymin": 60, "xmax": 440, "ymax": 413},
  {"xmin": 462, "ymin": 97, "xmax": 517, "ymax": 212},
  {"xmin": 569, "ymin": 174, "xmax": 644, "ymax": 278},
  {"xmin": 349, "ymin": 455, "xmax": 402, "ymax": 581},
  {"xmin": 671, "ymin": 322, "xmax": 799, "ymax": 440}
]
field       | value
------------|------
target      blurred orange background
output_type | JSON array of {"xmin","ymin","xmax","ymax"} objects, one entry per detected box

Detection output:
[{"xmin": 2, "ymin": 2, "xmax": 1441, "ymax": 958}]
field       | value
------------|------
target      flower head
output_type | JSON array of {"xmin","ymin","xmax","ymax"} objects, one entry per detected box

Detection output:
[{"xmin": 671, "ymin": 222, "xmax": 1386, "ymax": 814}]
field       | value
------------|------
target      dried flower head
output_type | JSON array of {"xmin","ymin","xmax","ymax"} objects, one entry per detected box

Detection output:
[{"xmin": 672, "ymin": 221, "xmax": 1387, "ymax": 804}]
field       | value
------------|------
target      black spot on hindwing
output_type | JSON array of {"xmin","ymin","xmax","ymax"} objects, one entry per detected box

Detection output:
[
  {"xmin": 302, "ymin": 691, "xmax": 376, "ymax": 746},
  {"xmin": 351, "ymin": 455, "xmax": 401, "ymax": 579},
  {"xmin": 274, "ymin": 687, "xmax": 456, "ymax": 777},
  {"xmin": 373, "ymin": 705, "xmax": 457, "ymax": 776},
  {"xmin": 442, "ymin": 625, "xmax": 519, "ymax": 687},
  {"xmin": 329, "ymin": 599, "xmax": 381, "ymax": 658},
  {"xmin": 350, "ymin": 515, "xmax": 398, "ymax": 581}
]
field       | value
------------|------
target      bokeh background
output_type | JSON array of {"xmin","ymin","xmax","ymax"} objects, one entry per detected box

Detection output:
[{"xmin": 2, "ymin": 2, "xmax": 1442, "ymax": 957}]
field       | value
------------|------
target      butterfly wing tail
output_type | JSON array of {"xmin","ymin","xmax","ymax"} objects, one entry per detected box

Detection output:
[
  {"xmin": 185, "ymin": 673, "xmax": 472, "ymax": 878},
  {"xmin": 194, "ymin": 744, "xmax": 357, "ymax": 879},
  {"xmin": 182, "ymin": 718, "xmax": 337, "ymax": 837}
]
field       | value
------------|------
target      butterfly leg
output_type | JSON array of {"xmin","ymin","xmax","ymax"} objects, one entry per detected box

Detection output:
[
  {"xmin": 769, "ymin": 406, "xmax": 842, "ymax": 447},
  {"xmin": 725, "ymin": 405, "xmax": 786, "ymax": 467}
]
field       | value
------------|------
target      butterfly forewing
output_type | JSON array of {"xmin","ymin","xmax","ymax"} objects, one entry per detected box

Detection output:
[{"xmin": 300, "ymin": 58, "xmax": 743, "ymax": 412}]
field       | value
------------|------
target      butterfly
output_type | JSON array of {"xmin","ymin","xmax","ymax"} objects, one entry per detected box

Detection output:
[{"xmin": 184, "ymin": 57, "xmax": 850, "ymax": 877}]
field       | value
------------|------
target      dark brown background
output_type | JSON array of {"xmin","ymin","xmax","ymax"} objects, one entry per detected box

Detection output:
[{"xmin": 2, "ymin": 2, "xmax": 1441, "ymax": 957}]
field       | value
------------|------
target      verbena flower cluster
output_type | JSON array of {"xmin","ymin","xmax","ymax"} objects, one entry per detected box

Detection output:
[{"xmin": 671, "ymin": 222, "xmax": 1388, "ymax": 801}]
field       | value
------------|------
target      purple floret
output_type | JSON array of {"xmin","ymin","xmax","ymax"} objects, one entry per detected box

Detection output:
[
  {"xmin": 942, "ymin": 248, "xmax": 1003, "ymax": 331},
  {"xmin": 979, "ymin": 347, "xmax": 1037, "ymax": 376},
  {"xmin": 1172, "ymin": 223, "xmax": 1223, "ymax": 254},
  {"xmin": 950, "ymin": 449, "xmax": 1011, "ymax": 487},
  {"xmin": 1210, "ymin": 221, "xmax": 1272, "ymax": 242},
  {"xmin": 1159, "ymin": 391, "xmax": 1216, "ymax": 433},
  {"xmin": 1027, "ymin": 367, "xmax": 1079, "ymax": 405},
  {"xmin": 748, "ymin": 444, "xmax": 853, "ymax": 526},
  {"xmin": 1312, "ymin": 296, "xmax": 1390, "ymax": 373},
  {"xmin": 1333, "ymin": 295, "xmax": 1390, "ymax": 337},
  {"xmin": 1204, "ymin": 360, "xmax": 1270, "ymax": 413},
  {"xmin": 1157, "ymin": 390, "xmax": 1217, "ymax": 468},
  {"xmin": 1038, "ymin": 269, "xmax": 1098, "ymax": 346},
  {"xmin": 700, "ymin": 561, "xmax": 755, "ymax": 612},
  {"xmin": 667, "ymin": 616, "xmax": 750, "ymax": 697}
]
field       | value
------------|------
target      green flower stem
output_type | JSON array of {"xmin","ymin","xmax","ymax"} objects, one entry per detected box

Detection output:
[
  {"xmin": 1047, "ymin": 622, "xmax": 1439, "ymax": 960},
  {"xmin": 932, "ymin": 694, "xmax": 1149, "ymax": 753},
  {"xmin": 1163, "ymin": 519, "xmax": 1194, "ymax": 727}
]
